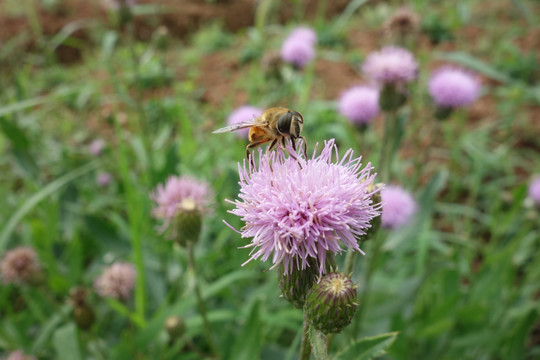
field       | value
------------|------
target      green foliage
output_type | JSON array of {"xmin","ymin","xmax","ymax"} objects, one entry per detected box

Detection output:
[{"xmin": 0, "ymin": 0, "xmax": 539, "ymax": 359}]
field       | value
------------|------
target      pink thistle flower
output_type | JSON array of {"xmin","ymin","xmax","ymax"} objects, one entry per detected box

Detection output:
[
  {"xmin": 281, "ymin": 37, "xmax": 315, "ymax": 69},
  {"xmin": 362, "ymin": 46, "xmax": 418, "ymax": 84},
  {"xmin": 151, "ymin": 175, "xmax": 213, "ymax": 232},
  {"xmin": 288, "ymin": 26, "xmax": 317, "ymax": 46},
  {"xmin": 6, "ymin": 350, "xmax": 37, "ymax": 360},
  {"xmin": 428, "ymin": 66, "xmax": 481, "ymax": 108},
  {"xmin": 227, "ymin": 139, "xmax": 381, "ymax": 276},
  {"xmin": 227, "ymin": 106, "xmax": 264, "ymax": 138},
  {"xmin": 381, "ymin": 185, "xmax": 417, "ymax": 229},
  {"xmin": 89, "ymin": 139, "xmax": 106, "ymax": 156},
  {"xmin": 338, "ymin": 85, "xmax": 380, "ymax": 126},
  {"xmin": 529, "ymin": 176, "xmax": 540, "ymax": 207},
  {"xmin": 0, "ymin": 246, "xmax": 41, "ymax": 285},
  {"xmin": 96, "ymin": 172, "xmax": 113, "ymax": 187},
  {"xmin": 94, "ymin": 262, "xmax": 136, "ymax": 301}
]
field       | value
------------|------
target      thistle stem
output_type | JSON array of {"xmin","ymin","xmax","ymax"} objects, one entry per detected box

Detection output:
[
  {"xmin": 309, "ymin": 326, "xmax": 330, "ymax": 360},
  {"xmin": 300, "ymin": 312, "xmax": 312, "ymax": 360},
  {"xmin": 186, "ymin": 241, "xmax": 219, "ymax": 358}
]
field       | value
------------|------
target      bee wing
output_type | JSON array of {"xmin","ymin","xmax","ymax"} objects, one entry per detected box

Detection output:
[{"xmin": 212, "ymin": 121, "xmax": 259, "ymax": 134}]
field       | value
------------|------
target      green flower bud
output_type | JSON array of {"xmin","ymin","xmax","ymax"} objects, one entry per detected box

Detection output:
[
  {"xmin": 379, "ymin": 84, "xmax": 407, "ymax": 111},
  {"xmin": 165, "ymin": 315, "xmax": 186, "ymax": 340},
  {"xmin": 174, "ymin": 199, "xmax": 202, "ymax": 246},
  {"xmin": 364, "ymin": 183, "xmax": 383, "ymax": 239},
  {"xmin": 434, "ymin": 105, "xmax": 453, "ymax": 120},
  {"xmin": 69, "ymin": 287, "xmax": 95, "ymax": 331},
  {"xmin": 305, "ymin": 272, "xmax": 358, "ymax": 334},
  {"xmin": 278, "ymin": 262, "xmax": 318, "ymax": 309},
  {"xmin": 278, "ymin": 255, "xmax": 337, "ymax": 309}
]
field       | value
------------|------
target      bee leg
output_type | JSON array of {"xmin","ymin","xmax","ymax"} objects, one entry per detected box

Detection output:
[
  {"xmin": 246, "ymin": 140, "xmax": 270, "ymax": 169},
  {"xmin": 298, "ymin": 136, "xmax": 308, "ymax": 157},
  {"xmin": 268, "ymin": 138, "xmax": 278, "ymax": 152}
]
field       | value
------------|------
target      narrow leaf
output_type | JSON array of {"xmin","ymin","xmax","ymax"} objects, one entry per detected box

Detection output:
[{"xmin": 335, "ymin": 332, "xmax": 399, "ymax": 360}]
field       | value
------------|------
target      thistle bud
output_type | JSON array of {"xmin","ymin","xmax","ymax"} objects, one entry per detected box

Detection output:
[
  {"xmin": 174, "ymin": 199, "xmax": 203, "ymax": 246},
  {"xmin": 434, "ymin": 106, "xmax": 453, "ymax": 121},
  {"xmin": 384, "ymin": 7, "xmax": 421, "ymax": 46},
  {"xmin": 379, "ymin": 84, "xmax": 407, "ymax": 112},
  {"xmin": 0, "ymin": 246, "xmax": 43, "ymax": 285},
  {"xmin": 69, "ymin": 287, "xmax": 95, "ymax": 331},
  {"xmin": 153, "ymin": 26, "xmax": 170, "ymax": 52},
  {"xmin": 364, "ymin": 183, "xmax": 383, "ymax": 239},
  {"xmin": 305, "ymin": 272, "xmax": 358, "ymax": 334},
  {"xmin": 278, "ymin": 263, "xmax": 318, "ymax": 309},
  {"xmin": 165, "ymin": 315, "xmax": 186, "ymax": 340}
]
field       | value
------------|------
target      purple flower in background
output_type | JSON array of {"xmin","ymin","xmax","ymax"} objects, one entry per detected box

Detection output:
[
  {"xmin": 281, "ymin": 37, "xmax": 315, "ymax": 69},
  {"xmin": 5, "ymin": 350, "xmax": 37, "ymax": 360},
  {"xmin": 227, "ymin": 139, "xmax": 381, "ymax": 276},
  {"xmin": 529, "ymin": 176, "xmax": 540, "ymax": 206},
  {"xmin": 94, "ymin": 262, "xmax": 136, "ymax": 300},
  {"xmin": 338, "ymin": 85, "xmax": 380, "ymax": 126},
  {"xmin": 0, "ymin": 246, "xmax": 42, "ymax": 285},
  {"xmin": 97, "ymin": 172, "xmax": 113, "ymax": 187},
  {"xmin": 227, "ymin": 106, "xmax": 264, "ymax": 138},
  {"xmin": 381, "ymin": 185, "xmax": 417, "ymax": 229},
  {"xmin": 362, "ymin": 46, "xmax": 418, "ymax": 84},
  {"xmin": 89, "ymin": 139, "xmax": 106, "ymax": 156},
  {"xmin": 428, "ymin": 66, "xmax": 481, "ymax": 108},
  {"xmin": 288, "ymin": 26, "xmax": 317, "ymax": 46},
  {"xmin": 151, "ymin": 175, "xmax": 212, "ymax": 231}
]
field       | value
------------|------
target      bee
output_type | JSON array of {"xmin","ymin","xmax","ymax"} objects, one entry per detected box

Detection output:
[{"xmin": 213, "ymin": 107, "xmax": 306, "ymax": 159}]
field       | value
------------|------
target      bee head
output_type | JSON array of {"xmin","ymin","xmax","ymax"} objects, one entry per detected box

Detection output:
[{"xmin": 278, "ymin": 111, "xmax": 304, "ymax": 138}]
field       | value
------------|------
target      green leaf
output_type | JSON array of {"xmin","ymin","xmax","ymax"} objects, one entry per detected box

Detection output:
[
  {"xmin": 229, "ymin": 300, "xmax": 261, "ymax": 360},
  {"xmin": 0, "ymin": 161, "xmax": 100, "ymax": 254},
  {"xmin": 53, "ymin": 323, "xmax": 82, "ymax": 360},
  {"xmin": 335, "ymin": 332, "xmax": 399, "ymax": 360}
]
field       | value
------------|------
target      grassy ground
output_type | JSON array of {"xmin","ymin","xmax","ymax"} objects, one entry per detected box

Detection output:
[{"xmin": 0, "ymin": 0, "xmax": 539, "ymax": 359}]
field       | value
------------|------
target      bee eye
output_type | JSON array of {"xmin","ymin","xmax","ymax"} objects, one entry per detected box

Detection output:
[{"xmin": 277, "ymin": 113, "xmax": 292, "ymax": 134}]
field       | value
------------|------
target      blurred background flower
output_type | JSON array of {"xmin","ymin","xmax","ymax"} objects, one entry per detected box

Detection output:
[
  {"xmin": 381, "ymin": 185, "xmax": 418, "ymax": 229},
  {"xmin": 429, "ymin": 66, "xmax": 481, "ymax": 108},
  {"xmin": 338, "ymin": 85, "xmax": 380, "ymax": 127},
  {"xmin": 362, "ymin": 46, "xmax": 418, "ymax": 85},
  {"xmin": 0, "ymin": 246, "xmax": 42, "ymax": 285},
  {"xmin": 226, "ymin": 105, "xmax": 264, "ymax": 138},
  {"xmin": 94, "ymin": 262, "xmax": 136, "ymax": 301}
]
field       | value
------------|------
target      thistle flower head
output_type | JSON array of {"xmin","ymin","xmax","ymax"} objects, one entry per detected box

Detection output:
[
  {"xmin": 96, "ymin": 172, "xmax": 113, "ymax": 187},
  {"xmin": 280, "ymin": 36, "xmax": 315, "ymax": 69},
  {"xmin": 381, "ymin": 185, "xmax": 417, "ymax": 229},
  {"xmin": 288, "ymin": 26, "xmax": 317, "ymax": 46},
  {"xmin": 338, "ymin": 85, "xmax": 380, "ymax": 126},
  {"xmin": 385, "ymin": 7, "xmax": 421, "ymax": 38},
  {"xmin": 89, "ymin": 139, "xmax": 106, "ymax": 156},
  {"xmin": 428, "ymin": 66, "xmax": 481, "ymax": 108},
  {"xmin": 529, "ymin": 176, "xmax": 540, "ymax": 207},
  {"xmin": 94, "ymin": 262, "xmax": 136, "ymax": 301},
  {"xmin": 5, "ymin": 350, "xmax": 37, "ymax": 360},
  {"xmin": 362, "ymin": 46, "xmax": 418, "ymax": 85},
  {"xmin": 0, "ymin": 246, "xmax": 42, "ymax": 285},
  {"xmin": 151, "ymin": 175, "xmax": 213, "ymax": 233},
  {"xmin": 305, "ymin": 272, "xmax": 358, "ymax": 334},
  {"xmin": 227, "ymin": 106, "xmax": 264, "ymax": 138},
  {"xmin": 227, "ymin": 139, "xmax": 381, "ymax": 276}
]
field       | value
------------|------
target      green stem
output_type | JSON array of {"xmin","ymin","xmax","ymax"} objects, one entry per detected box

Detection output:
[
  {"xmin": 309, "ymin": 325, "xmax": 330, "ymax": 360},
  {"xmin": 378, "ymin": 110, "xmax": 401, "ymax": 183},
  {"xmin": 354, "ymin": 233, "xmax": 384, "ymax": 335},
  {"xmin": 300, "ymin": 312, "xmax": 312, "ymax": 360},
  {"xmin": 186, "ymin": 241, "xmax": 219, "ymax": 358}
]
